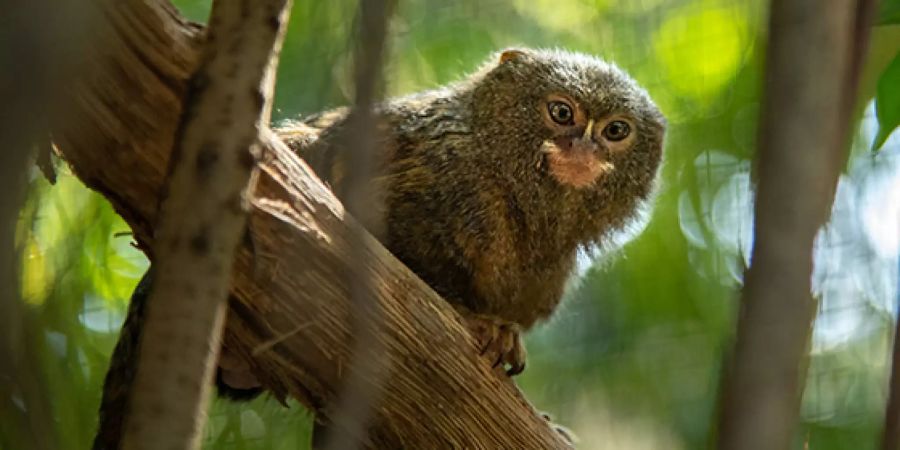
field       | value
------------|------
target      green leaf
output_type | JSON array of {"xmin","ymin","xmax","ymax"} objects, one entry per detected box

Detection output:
[
  {"xmin": 879, "ymin": 0, "xmax": 900, "ymax": 25},
  {"xmin": 873, "ymin": 52, "xmax": 900, "ymax": 151}
]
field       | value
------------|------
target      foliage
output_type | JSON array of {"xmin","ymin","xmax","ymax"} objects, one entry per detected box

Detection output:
[
  {"xmin": 6, "ymin": 1, "xmax": 900, "ymax": 450},
  {"xmin": 878, "ymin": 0, "xmax": 900, "ymax": 25},
  {"xmin": 874, "ymin": 53, "xmax": 900, "ymax": 150},
  {"xmin": 873, "ymin": 1, "xmax": 900, "ymax": 150}
]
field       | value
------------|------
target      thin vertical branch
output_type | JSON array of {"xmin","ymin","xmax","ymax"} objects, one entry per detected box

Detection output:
[
  {"xmin": 883, "ymin": 229, "xmax": 900, "ymax": 450},
  {"xmin": 120, "ymin": 1, "xmax": 292, "ymax": 449},
  {"xmin": 318, "ymin": 1, "xmax": 395, "ymax": 449},
  {"xmin": 885, "ymin": 281, "xmax": 900, "ymax": 450},
  {"xmin": 716, "ymin": 1, "xmax": 875, "ymax": 449},
  {"xmin": 0, "ymin": 1, "xmax": 89, "ymax": 448}
]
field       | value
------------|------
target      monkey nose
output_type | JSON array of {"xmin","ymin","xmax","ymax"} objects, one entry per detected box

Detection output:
[
  {"xmin": 572, "ymin": 136, "xmax": 599, "ymax": 155},
  {"xmin": 582, "ymin": 119, "xmax": 595, "ymax": 140}
]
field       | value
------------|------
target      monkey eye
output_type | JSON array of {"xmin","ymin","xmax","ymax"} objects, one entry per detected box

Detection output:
[
  {"xmin": 547, "ymin": 101, "xmax": 575, "ymax": 125},
  {"xmin": 603, "ymin": 120, "xmax": 631, "ymax": 141}
]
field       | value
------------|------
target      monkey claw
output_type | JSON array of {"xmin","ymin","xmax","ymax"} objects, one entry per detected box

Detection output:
[{"xmin": 461, "ymin": 313, "xmax": 527, "ymax": 376}]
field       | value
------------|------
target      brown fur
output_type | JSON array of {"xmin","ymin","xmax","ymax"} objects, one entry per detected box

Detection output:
[{"xmin": 279, "ymin": 48, "xmax": 666, "ymax": 331}]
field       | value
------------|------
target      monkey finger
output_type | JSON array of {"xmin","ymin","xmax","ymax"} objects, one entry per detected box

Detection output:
[
  {"xmin": 480, "ymin": 323, "xmax": 501, "ymax": 356},
  {"xmin": 504, "ymin": 328, "xmax": 526, "ymax": 376},
  {"xmin": 500, "ymin": 324, "xmax": 521, "ymax": 367},
  {"xmin": 483, "ymin": 329, "xmax": 509, "ymax": 368},
  {"xmin": 464, "ymin": 315, "xmax": 500, "ymax": 355}
]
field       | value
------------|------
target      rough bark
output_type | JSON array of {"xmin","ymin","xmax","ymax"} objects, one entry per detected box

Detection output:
[
  {"xmin": 716, "ymin": 2, "xmax": 875, "ymax": 449},
  {"xmin": 52, "ymin": 0, "xmax": 568, "ymax": 448},
  {"xmin": 120, "ymin": 0, "xmax": 292, "ymax": 449}
]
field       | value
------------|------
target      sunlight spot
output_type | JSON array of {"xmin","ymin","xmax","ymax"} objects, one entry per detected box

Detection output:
[
  {"xmin": 21, "ymin": 237, "xmax": 51, "ymax": 305},
  {"xmin": 241, "ymin": 410, "xmax": 267, "ymax": 439},
  {"xmin": 512, "ymin": 0, "xmax": 607, "ymax": 33},
  {"xmin": 653, "ymin": 6, "xmax": 750, "ymax": 102}
]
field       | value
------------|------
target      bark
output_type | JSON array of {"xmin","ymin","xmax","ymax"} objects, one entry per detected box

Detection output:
[
  {"xmin": 52, "ymin": 0, "xmax": 568, "ymax": 448},
  {"xmin": 120, "ymin": 0, "xmax": 292, "ymax": 449},
  {"xmin": 715, "ymin": 2, "xmax": 875, "ymax": 449}
]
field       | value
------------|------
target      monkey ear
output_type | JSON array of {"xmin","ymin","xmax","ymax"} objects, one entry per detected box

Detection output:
[{"xmin": 498, "ymin": 48, "xmax": 528, "ymax": 64}]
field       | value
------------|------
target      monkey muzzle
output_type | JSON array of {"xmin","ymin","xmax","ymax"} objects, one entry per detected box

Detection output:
[{"xmin": 541, "ymin": 119, "xmax": 613, "ymax": 189}]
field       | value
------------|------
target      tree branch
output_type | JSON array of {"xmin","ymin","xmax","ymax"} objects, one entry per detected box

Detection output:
[
  {"xmin": 317, "ymin": 1, "xmax": 394, "ymax": 449},
  {"xmin": 0, "ymin": 1, "xmax": 89, "ymax": 447},
  {"xmin": 53, "ymin": 0, "xmax": 568, "ymax": 448},
  {"xmin": 883, "ymin": 296, "xmax": 900, "ymax": 450},
  {"xmin": 120, "ymin": 0, "xmax": 292, "ymax": 449},
  {"xmin": 716, "ymin": 1, "xmax": 875, "ymax": 449}
]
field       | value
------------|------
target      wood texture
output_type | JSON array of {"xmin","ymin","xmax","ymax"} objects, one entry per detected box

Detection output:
[{"xmin": 53, "ymin": 0, "xmax": 568, "ymax": 448}]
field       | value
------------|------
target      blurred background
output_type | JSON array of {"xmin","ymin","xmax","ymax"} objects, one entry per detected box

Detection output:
[{"xmin": 6, "ymin": 0, "xmax": 900, "ymax": 449}]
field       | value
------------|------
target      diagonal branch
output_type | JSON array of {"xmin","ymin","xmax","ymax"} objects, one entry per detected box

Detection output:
[{"xmin": 53, "ymin": 0, "xmax": 569, "ymax": 448}]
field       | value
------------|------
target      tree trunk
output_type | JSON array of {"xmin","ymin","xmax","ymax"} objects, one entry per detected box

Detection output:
[{"xmin": 715, "ymin": 1, "xmax": 875, "ymax": 449}]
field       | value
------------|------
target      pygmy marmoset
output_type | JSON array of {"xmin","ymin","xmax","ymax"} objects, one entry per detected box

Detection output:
[
  {"xmin": 276, "ymin": 46, "xmax": 666, "ymax": 376},
  {"xmin": 94, "ymin": 47, "xmax": 665, "ymax": 448}
]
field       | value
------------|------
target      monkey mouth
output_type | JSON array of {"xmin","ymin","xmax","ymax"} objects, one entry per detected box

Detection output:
[{"xmin": 540, "ymin": 138, "xmax": 613, "ymax": 189}]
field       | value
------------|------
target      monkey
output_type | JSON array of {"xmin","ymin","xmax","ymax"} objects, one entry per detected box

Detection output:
[
  {"xmin": 276, "ymin": 47, "xmax": 666, "ymax": 376},
  {"xmin": 93, "ymin": 47, "xmax": 665, "ymax": 449}
]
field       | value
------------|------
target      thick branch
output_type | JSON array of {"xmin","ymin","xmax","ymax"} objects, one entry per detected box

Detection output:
[
  {"xmin": 121, "ymin": 1, "xmax": 292, "ymax": 449},
  {"xmin": 54, "ymin": 0, "xmax": 568, "ymax": 448},
  {"xmin": 716, "ymin": 1, "xmax": 874, "ymax": 449}
]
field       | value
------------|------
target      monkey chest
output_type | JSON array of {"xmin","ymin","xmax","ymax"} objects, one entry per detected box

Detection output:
[{"xmin": 467, "ymin": 237, "xmax": 574, "ymax": 327}]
